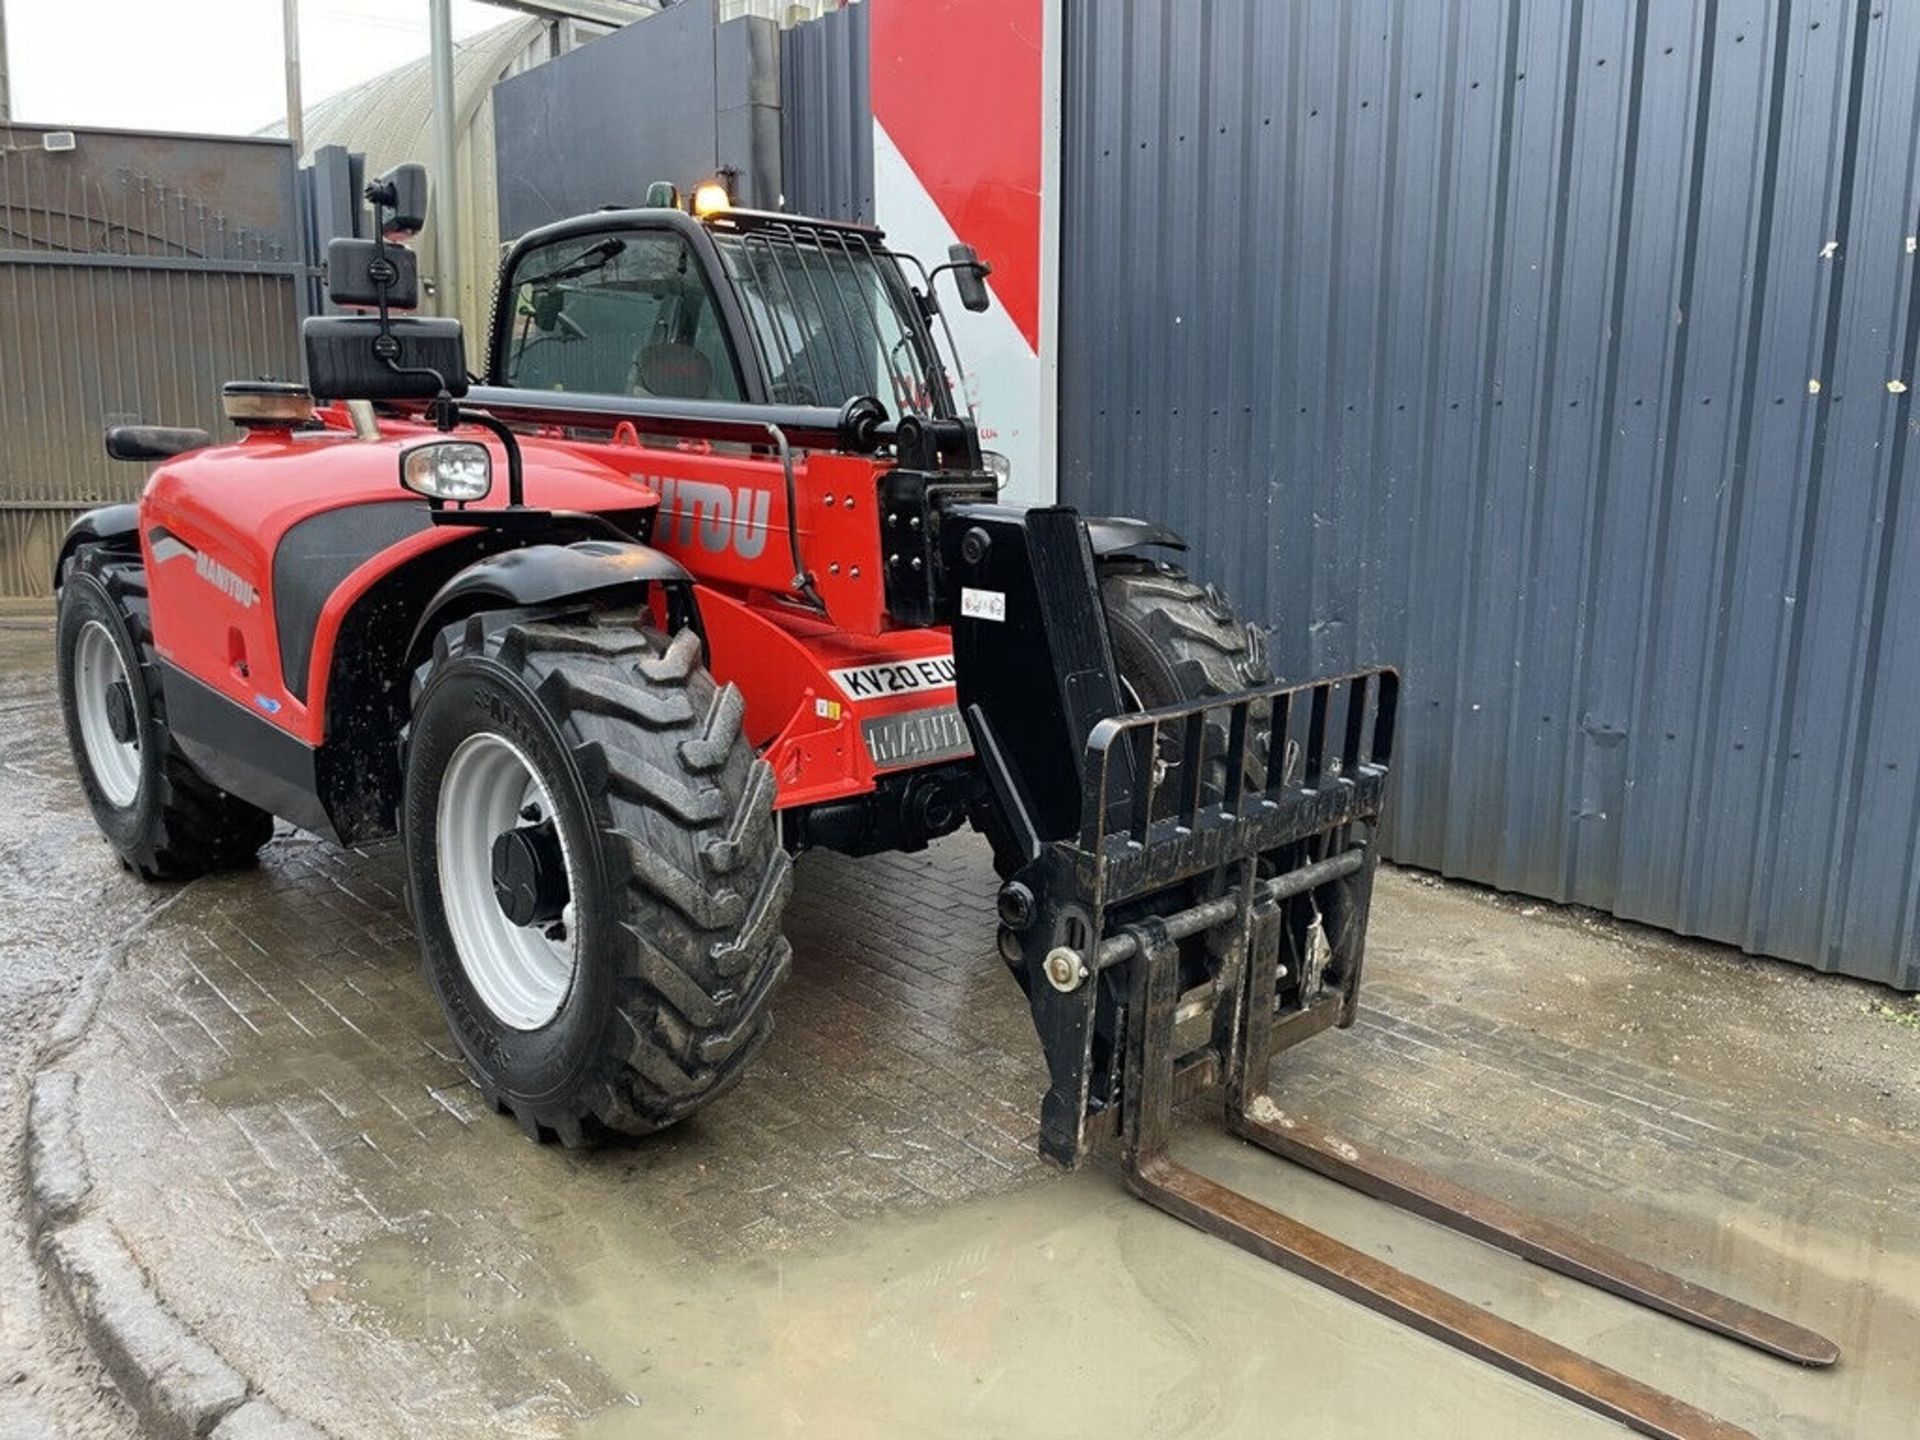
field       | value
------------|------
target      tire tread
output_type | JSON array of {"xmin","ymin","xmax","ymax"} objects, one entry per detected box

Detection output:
[{"xmin": 423, "ymin": 611, "xmax": 790, "ymax": 1144}]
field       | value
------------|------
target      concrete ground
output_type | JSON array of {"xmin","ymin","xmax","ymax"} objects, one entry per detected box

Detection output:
[
  {"xmin": 4, "ymin": 616, "xmax": 1918, "ymax": 1439},
  {"xmin": 0, "ymin": 623, "xmax": 141, "ymax": 1439}
]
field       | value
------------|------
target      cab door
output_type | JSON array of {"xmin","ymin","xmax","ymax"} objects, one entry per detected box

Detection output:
[{"xmin": 492, "ymin": 222, "xmax": 752, "ymax": 405}]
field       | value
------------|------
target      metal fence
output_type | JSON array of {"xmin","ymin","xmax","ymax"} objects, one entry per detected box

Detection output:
[
  {"xmin": 0, "ymin": 126, "xmax": 306, "ymax": 601},
  {"xmin": 1059, "ymin": 0, "xmax": 1920, "ymax": 990}
]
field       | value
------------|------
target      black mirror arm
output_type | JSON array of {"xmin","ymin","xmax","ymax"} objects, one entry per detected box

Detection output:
[
  {"xmin": 911, "ymin": 274, "xmax": 976, "ymax": 418},
  {"xmin": 925, "ymin": 257, "xmax": 993, "ymax": 292},
  {"xmin": 458, "ymin": 408, "xmax": 526, "ymax": 509},
  {"xmin": 412, "ymin": 394, "xmax": 527, "ymax": 509}
]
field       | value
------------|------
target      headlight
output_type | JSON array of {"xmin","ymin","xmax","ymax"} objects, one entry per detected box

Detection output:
[
  {"xmin": 982, "ymin": 450, "xmax": 1011, "ymax": 492},
  {"xmin": 400, "ymin": 441, "xmax": 492, "ymax": 502}
]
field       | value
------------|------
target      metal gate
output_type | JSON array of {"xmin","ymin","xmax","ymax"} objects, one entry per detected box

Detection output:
[{"xmin": 0, "ymin": 125, "xmax": 307, "ymax": 602}]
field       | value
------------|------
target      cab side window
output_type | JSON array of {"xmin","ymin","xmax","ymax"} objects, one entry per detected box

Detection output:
[{"xmin": 501, "ymin": 230, "xmax": 744, "ymax": 402}]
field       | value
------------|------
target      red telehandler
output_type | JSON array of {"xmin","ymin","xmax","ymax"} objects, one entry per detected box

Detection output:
[{"xmin": 53, "ymin": 167, "xmax": 1832, "ymax": 1438}]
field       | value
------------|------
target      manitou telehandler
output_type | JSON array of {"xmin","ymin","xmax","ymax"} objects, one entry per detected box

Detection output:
[{"xmin": 54, "ymin": 166, "xmax": 1833, "ymax": 1438}]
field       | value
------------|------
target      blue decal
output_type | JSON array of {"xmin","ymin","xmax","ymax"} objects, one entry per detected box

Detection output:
[{"xmin": 253, "ymin": 694, "xmax": 283, "ymax": 715}]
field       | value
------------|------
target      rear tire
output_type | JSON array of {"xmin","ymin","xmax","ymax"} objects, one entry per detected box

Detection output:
[
  {"xmin": 56, "ymin": 547, "xmax": 274, "ymax": 880},
  {"xmin": 402, "ymin": 610, "xmax": 793, "ymax": 1145}
]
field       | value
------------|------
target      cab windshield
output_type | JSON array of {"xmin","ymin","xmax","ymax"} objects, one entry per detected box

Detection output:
[{"xmin": 709, "ymin": 224, "xmax": 952, "ymax": 418}]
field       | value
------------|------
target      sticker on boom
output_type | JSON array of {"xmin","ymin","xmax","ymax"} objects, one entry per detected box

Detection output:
[
  {"xmin": 831, "ymin": 654, "xmax": 957, "ymax": 699},
  {"xmin": 960, "ymin": 587, "xmax": 1006, "ymax": 621}
]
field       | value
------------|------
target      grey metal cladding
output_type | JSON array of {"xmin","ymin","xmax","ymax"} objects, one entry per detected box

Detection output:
[
  {"xmin": 779, "ymin": 1, "xmax": 873, "ymax": 224},
  {"xmin": 491, "ymin": 3, "xmax": 789, "ymax": 230},
  {"xmin": 1059, "ymin": 0, "xmax": 1920, "ymax": 990}
]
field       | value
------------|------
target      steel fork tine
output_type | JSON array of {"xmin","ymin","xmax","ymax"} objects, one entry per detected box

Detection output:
[{"xmin": 1227, "ymin": 1101, "xmax": 1840, "ymax": 1367}]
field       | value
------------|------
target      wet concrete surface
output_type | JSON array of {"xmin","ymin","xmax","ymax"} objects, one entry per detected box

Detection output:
[
  {"xmin": 4, "ymin": 623, "xmax": 1918, "ymax": 1437},
  {"xmin": 0, "ymin": 622, "xmax": 141, "ymax": 1438}
]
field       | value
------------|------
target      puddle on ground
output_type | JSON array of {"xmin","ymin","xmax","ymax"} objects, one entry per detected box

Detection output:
[
  {"xmin": 343, "ymin": 1158, "xmax": 1574, "ymax": 1440},
  {"xmin": 335, "ymin": 1126, "xmax": 1918, "ymax": 1440}
]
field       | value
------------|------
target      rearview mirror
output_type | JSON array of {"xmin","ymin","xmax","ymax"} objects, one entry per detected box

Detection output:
[
  {"xmin": 368, "ymin": 163, "xmax": 429, "ymax": 241},
  {"xmin": 948, "ymin": 243, "xmax": 992, "ymax": 313},
  {"xmin": 303, "ymin": 315, "xmax": 469, "ymax": 401},
  {"xmin": 326, "ymin": 237, "xmax": 419, "ymax": 309},
  {"xmin": 530, "ymin": 287, "xmax": 567, "ymax": 334}
]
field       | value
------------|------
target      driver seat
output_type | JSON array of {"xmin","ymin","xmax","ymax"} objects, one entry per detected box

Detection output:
[{"xmin": 630, "ymin": 341, "xmax": 714, "ymax": 400}]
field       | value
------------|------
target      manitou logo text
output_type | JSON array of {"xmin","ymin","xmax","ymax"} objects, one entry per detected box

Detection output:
[
  {"xmin": 195, "ymin": 552, "xmax": 258, "ymax": 607},
  {"xmin": 148, "ymin": 532, "xmax": 258, "ymax": 608},
  {"xmin": 650, "ymin": 476, "xmax": 771, "ymax": 560}
]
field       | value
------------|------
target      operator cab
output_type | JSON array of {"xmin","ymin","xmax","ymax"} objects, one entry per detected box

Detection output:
[{"xmin": 489, "ymin": 179, "xmax": 990, "ymax": 426}]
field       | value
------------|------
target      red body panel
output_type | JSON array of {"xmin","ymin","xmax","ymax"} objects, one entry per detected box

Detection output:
[
  {"xmin": 696, "ymin": 586, "xmax": 960, "ymax": 809},
  {"xmin": 138, "ymin": 411, "xmax": 963, "ymax": 812},
  {"xmin": 140, "ymin": 419, "xmax": 654, "ymax": 745},
  {"xmin": 554, "ymin": 429, "xmax": 894, "ymax": 636}
]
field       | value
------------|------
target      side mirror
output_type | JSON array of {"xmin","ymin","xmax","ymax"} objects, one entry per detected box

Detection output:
[
  {"xmin": 303, "ymin": 314, "xmax": 469, "ymax": 402},
  {"xmin": 309, "ymin": 162, "xmax": 464, "ymax": 402},
  {"xmin": 368, "ymin": 163, "xmax": 429, "ymax": 241},
  {"xmin": 948, "ymin": 243, "xmax": 992, "ymax": 313},
  {"xmin": 326, "ymin": 237, "xmax": 419, "ymax": 309}
]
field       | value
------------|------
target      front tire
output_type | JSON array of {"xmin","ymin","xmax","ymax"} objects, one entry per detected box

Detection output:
[
  {"xmin": 403, "ymin": 610, "xmax": 793, "ymax": 1145},
  {"xmin": 1099, "ymin": 557, "xmax": 1276, "ymax": 802},
  {"xmin": 56, "ymin": 548, "xmax": 274, "ymax": 879}
]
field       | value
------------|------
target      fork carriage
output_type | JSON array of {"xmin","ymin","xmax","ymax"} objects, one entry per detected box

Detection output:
[
  {"xmin": 1004, "ymin": 667, "xmax": 1833, "ymax": 1440},
  {"xmin": 1005, "ymin": 668, "xmax": 1395, "ymax": 1171}
]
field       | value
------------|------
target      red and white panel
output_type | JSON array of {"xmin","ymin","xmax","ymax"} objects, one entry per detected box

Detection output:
[{"xmin": 869, "ymin": 0, "xmax": 1057, "ymax": 504}]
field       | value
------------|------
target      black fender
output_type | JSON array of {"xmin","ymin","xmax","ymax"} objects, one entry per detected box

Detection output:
[
  {"xmin": 1083, "ymin": 515, "xmax": 1187, "ymax": 558},
  {"xmin": 54, "ymin": 504, "xmax": 141, "ymax": 590},
  {"xmin": 408, "ymin": 539, "xmax": 693, "ymax": 658}
]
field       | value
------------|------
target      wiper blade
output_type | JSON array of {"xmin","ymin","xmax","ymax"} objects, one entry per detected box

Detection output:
[{"xmin": 519, "ymin": 236, "xmax": 627, "ymax": 288}]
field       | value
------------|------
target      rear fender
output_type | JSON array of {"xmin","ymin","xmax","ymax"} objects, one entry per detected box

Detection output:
[
  {"xmin": 407, "ymin": 540, "xmax": 693, "ymax": 660},
  {"xmin": 54, "ymin": 504, "xmax": 140, "ymax": 589}
]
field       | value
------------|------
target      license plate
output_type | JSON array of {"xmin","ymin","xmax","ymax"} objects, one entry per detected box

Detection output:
[{"xmin": 862, "ymin": 705, "xmax": 974, "ymax": 771}]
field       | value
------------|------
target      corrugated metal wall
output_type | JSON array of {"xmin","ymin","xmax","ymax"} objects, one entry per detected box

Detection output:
[
  {"xmin": 1059, "ymin": 0, "xmax": 1920, "ymax": 990},
  {"xmin": 780, "ymin": 0, "xmax": 872, "ymax": 222}
]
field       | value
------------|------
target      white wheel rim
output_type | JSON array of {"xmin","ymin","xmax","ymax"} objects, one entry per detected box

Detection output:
[
  {"xmin": 436, "ymin": 731, "xmax": 579, "ymax": 1030},
  {"xmin": 74, "ymin": 619, "xmax": 142, "ymax": 808}
]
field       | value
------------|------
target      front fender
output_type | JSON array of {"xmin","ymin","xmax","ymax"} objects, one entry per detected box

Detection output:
[
  {"xmin": 1083, "ymin": 515, "xmax": 1187, "ymax": 557},
  {"xmin": 54, "ymin": 504, "xmax": 140, "ymax": 589},
  {"xmin": 409, "ymin": 539, "xmax": 693, "ymax": 658}
]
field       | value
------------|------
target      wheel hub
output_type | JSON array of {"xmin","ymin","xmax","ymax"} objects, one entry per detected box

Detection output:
[
  {"xmin": 491, "ymin": 821, "xmax": 568, "ymax": 928},
  {"xmin": 435, "ymin": 732, "xmax": 579, "ymax": 1031},
  {"xmin": 105, "ymin": 678, "xmax": 137, "ymax": 744},
  {"xmin": 71, "ymin": 618, "xmax": 143, "ymax": 809}
]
